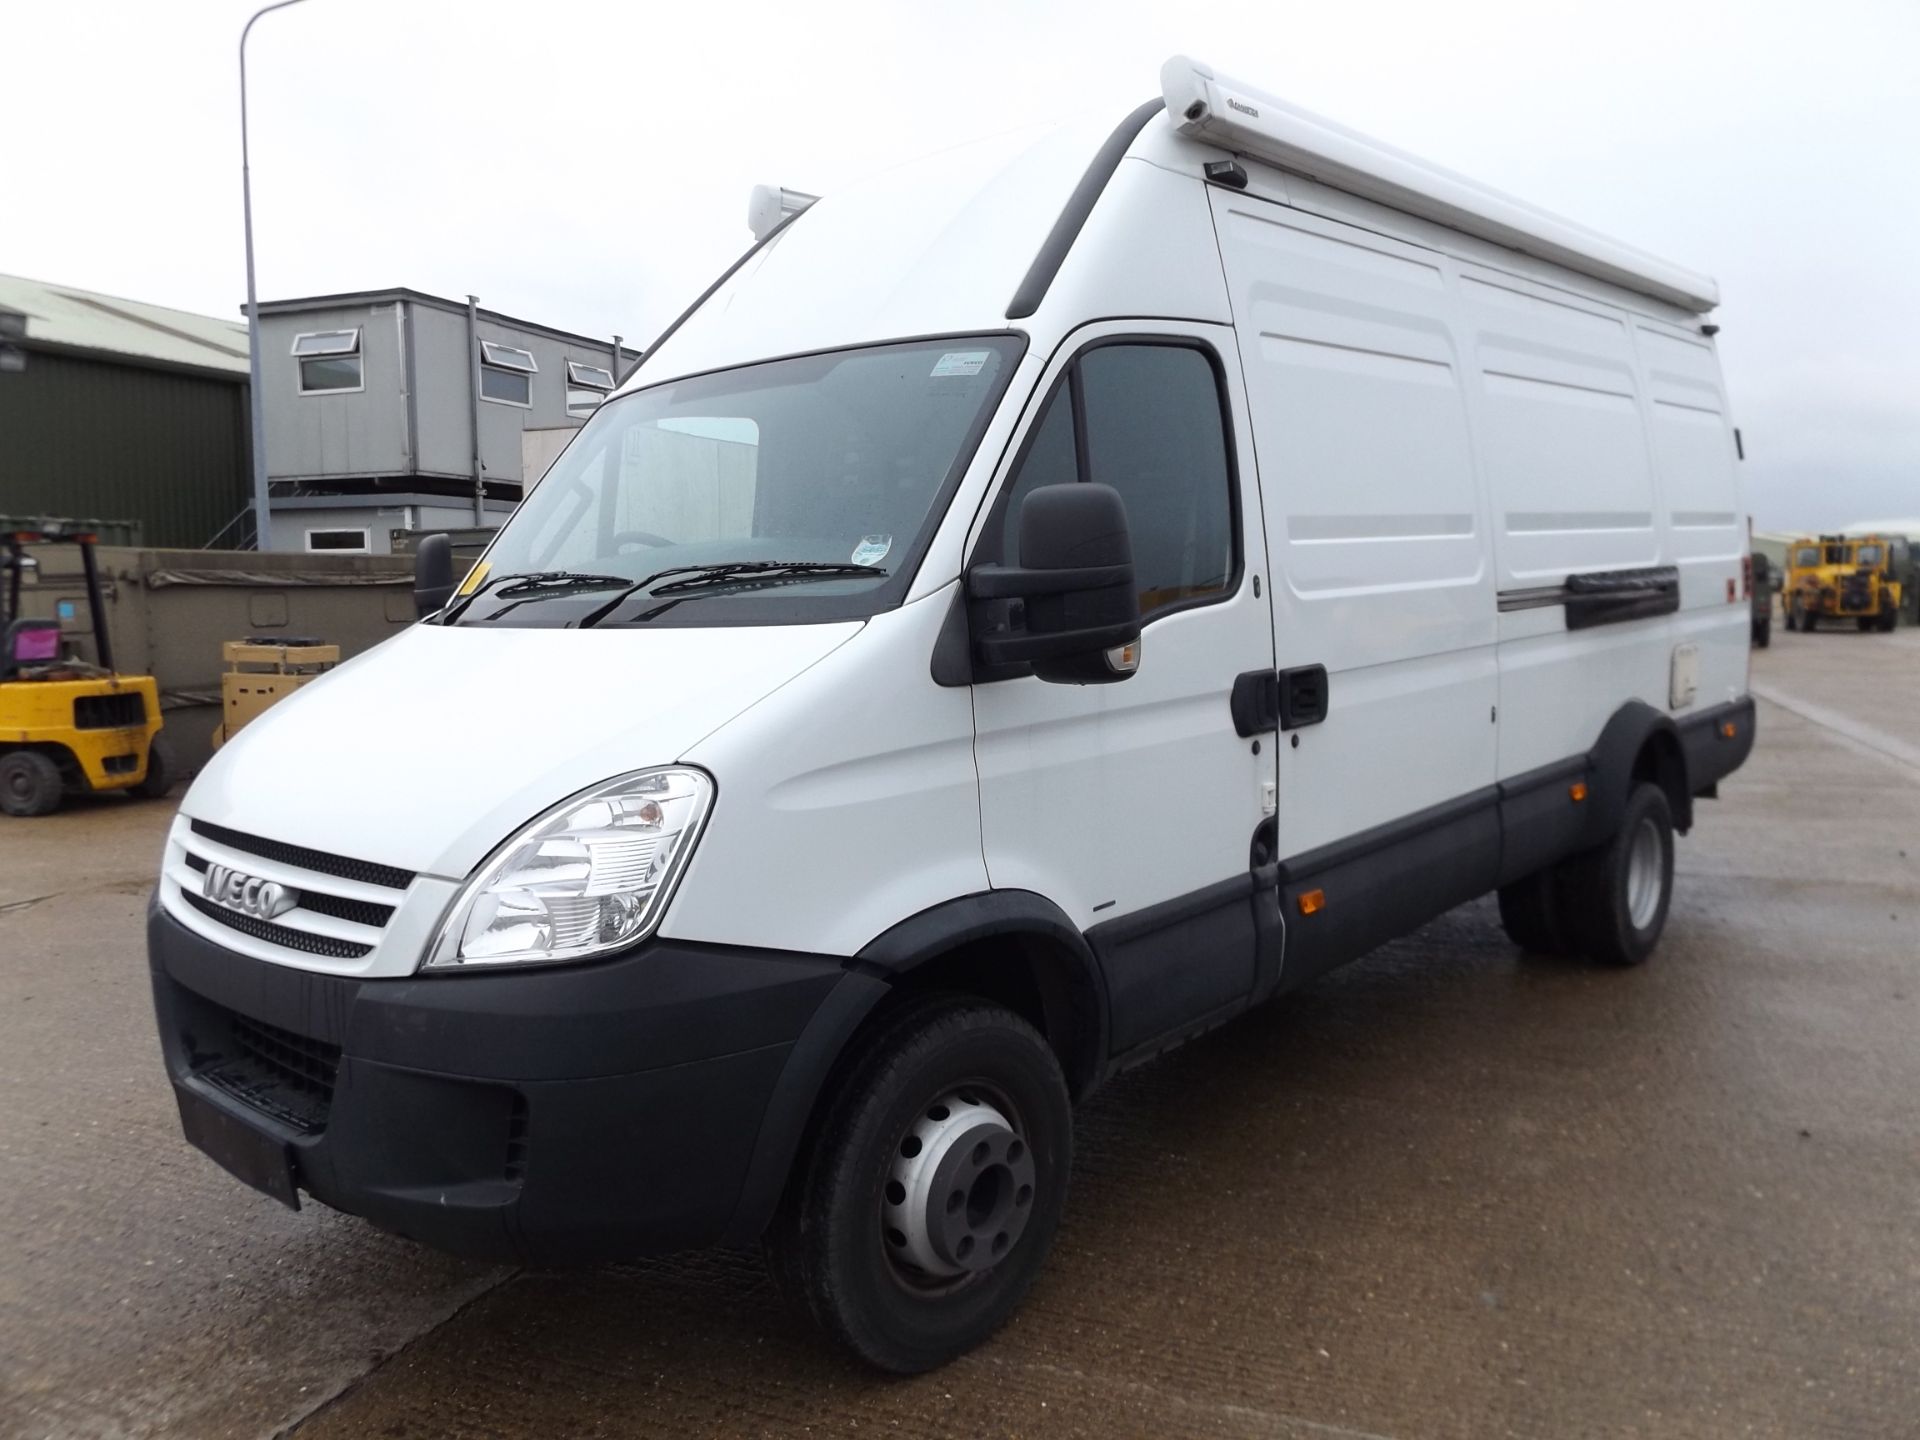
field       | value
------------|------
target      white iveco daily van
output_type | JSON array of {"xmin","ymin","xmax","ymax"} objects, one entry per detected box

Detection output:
[{"xmin": 150, "ymin": 57, "xmax": 1754, "ymax": 1371}]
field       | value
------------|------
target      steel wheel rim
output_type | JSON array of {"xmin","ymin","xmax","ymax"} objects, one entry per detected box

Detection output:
[
  {"xmin": 1625, "ymin": 815, "xmax": 1665, "ymax": 930},
  {"xmin": 880, "ymin": 1083, "xmax": 1035, "ymax": 1294}
]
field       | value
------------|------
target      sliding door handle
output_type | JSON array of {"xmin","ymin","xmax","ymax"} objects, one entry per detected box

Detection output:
[{"xmin": 1278, "ymin": 665, "xmax": 1328, "ymax": 729}]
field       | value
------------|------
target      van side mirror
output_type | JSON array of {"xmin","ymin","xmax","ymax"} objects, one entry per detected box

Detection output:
[
  {"xmin": 413, "ymin": 534, "xmax": 457, "ymax": 618},
  {"xmin": 967, "ymin": 484, "xmax": 1142, "ymax": 684}
]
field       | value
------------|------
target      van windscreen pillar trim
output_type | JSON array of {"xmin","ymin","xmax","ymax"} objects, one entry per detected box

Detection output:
[{"xmin": 1005, "ymin": 98, "xmax": 1166, "ymax": 321}]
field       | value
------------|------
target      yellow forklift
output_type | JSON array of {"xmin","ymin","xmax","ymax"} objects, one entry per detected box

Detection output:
[
  {"xmin": 1782, "ymin": 534, "xmax": 1905, "ymax": 633},
  {"xmin": 1, "ymin": 521, "xmax": 170, "ymax": 816}
]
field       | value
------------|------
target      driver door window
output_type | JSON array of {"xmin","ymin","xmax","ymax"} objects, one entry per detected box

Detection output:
[{"xmin": 998, "ymin": 341, "xmax": 1236, "ymax": 621}]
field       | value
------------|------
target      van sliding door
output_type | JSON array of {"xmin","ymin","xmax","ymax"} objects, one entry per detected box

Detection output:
[{"xmin": 1205, "ymin": 187, "xmax": 1500, "ymax": 983}]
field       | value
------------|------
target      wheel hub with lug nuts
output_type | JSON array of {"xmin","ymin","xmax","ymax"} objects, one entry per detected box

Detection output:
[{"xmin": 883, "ymin": 1090, "xmax": 1036, "ymax": 1280}]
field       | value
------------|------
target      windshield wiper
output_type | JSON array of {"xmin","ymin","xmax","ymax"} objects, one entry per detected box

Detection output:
[
  {"xmin": 649, "ymin": 561, "xmax": 886, "ymax": 595},
  {"xmin": 443, "ymin": 571, "xmax": 631, "ymax": 624},
  {"xmin": 576, "ymin": 562, "xmax": 887, "ymax": 628}
]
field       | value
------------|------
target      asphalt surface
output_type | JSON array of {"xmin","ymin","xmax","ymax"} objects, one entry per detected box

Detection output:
[{"xmin": 4, "ymin": 627, "xmax": 1917, "ymax": 1439}]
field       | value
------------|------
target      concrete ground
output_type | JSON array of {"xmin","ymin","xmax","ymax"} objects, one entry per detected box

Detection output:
[{"xmin": 4, "ymin": 626, "xmax": 1917, "ymax": 1440}]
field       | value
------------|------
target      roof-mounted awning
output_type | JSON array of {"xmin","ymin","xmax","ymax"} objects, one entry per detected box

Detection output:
[{"xmin": 1160, "ymin": 55, "xmax": 1719, "ymax": 313}]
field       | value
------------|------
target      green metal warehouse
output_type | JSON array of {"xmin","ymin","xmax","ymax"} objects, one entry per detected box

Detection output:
[{"xmin": 0, "ymin": 274, "xmax": 251, "ymax": 547}]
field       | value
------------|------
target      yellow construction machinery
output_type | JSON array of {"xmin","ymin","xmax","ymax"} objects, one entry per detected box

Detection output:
[
  {"xmin": 1, "ymin": 522, "xmax": 170, "ymax": 816},
  {"xmin": 1782, "ymin": 534, "xmax": 1905, "ymax": 633}
]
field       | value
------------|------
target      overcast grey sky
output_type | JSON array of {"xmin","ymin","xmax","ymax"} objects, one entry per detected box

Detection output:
[{"xmin": 4, "ymin": 0, "xmax": 1915, "ymax": 530}]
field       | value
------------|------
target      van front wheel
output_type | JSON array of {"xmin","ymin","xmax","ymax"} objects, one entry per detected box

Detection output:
[
  {"xmin": 767, "ymin": 995, "xmax": 1071, "ymax": 1374},
  {"xmin": 1555, "ymin": 782, "xmax": 1675, "ymax": 967}
]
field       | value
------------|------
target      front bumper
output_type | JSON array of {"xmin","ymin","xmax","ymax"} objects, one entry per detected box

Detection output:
[{"xmin": 148, "ymin": 901, "xmax": 854, "ymax": 1263}]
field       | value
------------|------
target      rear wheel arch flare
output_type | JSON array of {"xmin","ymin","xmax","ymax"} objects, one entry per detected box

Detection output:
[
  {"xmin": 1632, "ymin": 728, "xmax": 1690, "ymax": 833},
  {"xmin": 1590, "ymin": 700, "xmax": 1691, "ymax": 835}
]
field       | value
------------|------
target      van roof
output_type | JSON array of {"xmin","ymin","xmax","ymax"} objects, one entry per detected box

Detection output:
[{"xmin": 632, "ymin": 62, "xmax": 1718, "ymax": 388}]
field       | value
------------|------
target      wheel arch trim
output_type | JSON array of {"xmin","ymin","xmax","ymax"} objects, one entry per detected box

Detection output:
[
  {"xmin": 1591, "ymin": 700, "xmax": 1692, "ymax": 834},
  {"xmin": 722, "ymin": 889, "xmax": 1108, "ymax": 1245}
]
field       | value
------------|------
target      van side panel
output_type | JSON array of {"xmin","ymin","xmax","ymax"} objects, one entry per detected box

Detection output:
[
  {"xmin": 1632, "ymin": 321, "xmax": 1747, "ymax": 718},
  {"xmin": 1457, "ymin": 265, "xmax": 1675, "ymax": 780},
  {"xmin": 1207, "ymin": 191, "xmax": 1499, "ymax": 858}
]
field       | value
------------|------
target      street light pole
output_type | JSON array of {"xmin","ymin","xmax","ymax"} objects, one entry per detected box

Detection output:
[{"xmin": 240, "ymin": 0, "xmax": 310, "ymax": 552}]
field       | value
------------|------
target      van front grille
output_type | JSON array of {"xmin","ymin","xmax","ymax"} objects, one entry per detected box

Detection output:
[
  {"xmin": 504, "ymin": 1094, "xmax": 530, "ymax": 1182},
  {"xmin": 196, "ymin": 1008, "xmax": 342, "ymax": 1133},
  {"xmin": 180, "ymin": 890, "xmax": 373, "ymax": 959},
  {"xmin": 181, "ymin": 853, "xmax": 394, "ymax": 928},
  {"xmin": 189, "ymin": 819, "xmax": 414, "ymax": 891}
]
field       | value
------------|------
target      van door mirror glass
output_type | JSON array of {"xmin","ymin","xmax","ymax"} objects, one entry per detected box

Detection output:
[
  {"xmin": 413, "ymin": 534, "xmax": 457, "ymax": 618},
  {"xmin": 968, "ymin": 484, "xmax": 1142, "ymax": 684}
]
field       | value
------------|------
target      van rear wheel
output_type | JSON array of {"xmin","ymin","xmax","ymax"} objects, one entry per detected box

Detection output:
[
  {"xmin": 1554, "ymin": 782, "xmax": 1674, "ymax": 967},
  {"xmin": 767, "ymin": 994, "xmax": 1071, "ymax": 1374}
]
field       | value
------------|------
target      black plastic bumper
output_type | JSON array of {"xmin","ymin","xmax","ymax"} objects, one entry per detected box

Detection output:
[
  {"xmin": 1679, "ymin": 695, "xmax": 1757, "ymax": 797},
  {"xmin": 147, "ymin": 901, "xmax": 878, "ymax": 1264}
]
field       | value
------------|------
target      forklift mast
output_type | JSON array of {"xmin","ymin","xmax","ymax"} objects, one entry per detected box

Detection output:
[{"xmin": 3, "ymin": 521, "xmax": 116, "ymax": 674}]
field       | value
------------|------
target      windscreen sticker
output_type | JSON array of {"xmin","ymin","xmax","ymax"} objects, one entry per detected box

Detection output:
[
  {"xmin": 456, "ymin": 559, "xmax": 492, "ymax": 596},
  {"xmin": 930, "ymin": 350, "xmax": 990, "ymax": 378},
  {"xmin": 852, "ymin": 534, "xmax": 892, "ymax": 566}
]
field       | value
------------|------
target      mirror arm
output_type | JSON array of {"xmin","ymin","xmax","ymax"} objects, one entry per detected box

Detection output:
[
  {"xmin": 966, "ymin": 562, "xmax": 1133, "ymax": 600},
  {"xmin": 975, "ymin": 621, "xmax": 1140, "ymax": 667}
]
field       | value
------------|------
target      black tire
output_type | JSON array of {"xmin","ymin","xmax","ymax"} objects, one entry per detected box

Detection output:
[
  {"xmin": 1879, "ymin": 608, "xmax": 1898, "ymax": 633},
  {"xmin": 132, "ymin": 735, "xmax": 174, "ymax": 799},
  {"xmin": 767, "ymin": 993, "xmax": 1072, "ymax": 1374},
  {"xmin": 1497, "ymin": 870, "xmax": 1565, "ymax": 954},
  {"xmin": 0, "ymin": 750, "xmax": 65, "ymax": 817},
  {"xmin": 1553, "ymin": 782, "xmax": 1675, "ymax": 968},
  {"xmin": 1857, "ymin": 617, "xmax": 1874, "ymax": 632}
]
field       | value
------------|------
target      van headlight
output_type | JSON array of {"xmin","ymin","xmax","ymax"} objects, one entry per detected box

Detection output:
[{"xmin": 425, "ymin": 768, "xmax": 713, "ymax": 970}]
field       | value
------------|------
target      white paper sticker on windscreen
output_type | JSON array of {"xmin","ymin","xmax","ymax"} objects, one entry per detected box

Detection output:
[{"xmin": 930, "ymin": 350, "xmax": 990, "ymax": 378}]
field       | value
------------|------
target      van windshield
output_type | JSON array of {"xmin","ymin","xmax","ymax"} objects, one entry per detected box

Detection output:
[{"xmin": 449, "ymin": 336, "xmax": 1022, "ymax": 628}]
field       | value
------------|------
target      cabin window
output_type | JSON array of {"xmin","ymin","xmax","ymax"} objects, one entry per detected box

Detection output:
[
  {"xmin": 304, "ymin": 528, "xmax": 370, "ymax": 553},
  {"xmin": 567, "ymin": 360, "xmax": 616, "ymax": 419},
  {"xmin": 480, "ymin": 341, "xmax": 537, "ymax": 407},
  {"xmin": 294, "ymin": 329, "xmax": 363, "ymax": 393}
]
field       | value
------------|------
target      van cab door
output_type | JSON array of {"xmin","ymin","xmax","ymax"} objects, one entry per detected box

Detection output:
[{"xmin": 969, "ymin": 323, "xmax": 1276, "ymax": 1061}]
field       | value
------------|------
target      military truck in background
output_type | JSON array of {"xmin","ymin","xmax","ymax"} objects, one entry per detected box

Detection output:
[{"xmin": 1783, "ymin": 534, "xmax": 1905, "ymax": 632}]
